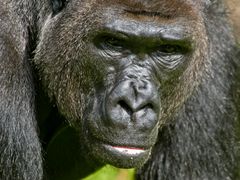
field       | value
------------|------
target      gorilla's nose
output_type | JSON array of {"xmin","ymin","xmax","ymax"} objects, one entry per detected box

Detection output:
[{"xmin": 105, "ymin": 79, "xmax": 160, "ymax": 132}]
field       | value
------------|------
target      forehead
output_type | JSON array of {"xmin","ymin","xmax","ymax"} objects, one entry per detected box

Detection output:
[
  {"xmin": 111, "ymin": 0, "xmax": 201, "ymax": 8},
  {"xmin": 103, "ymin": 0, "xmax": 203, "ymax": 18}
]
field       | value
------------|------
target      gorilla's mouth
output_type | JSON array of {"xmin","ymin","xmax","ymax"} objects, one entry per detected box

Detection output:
[
  {"xmin": 85, "ymin": 129, "xmax": 152, "ymax": 168},
  {"xmin": 106, "ymin": 145, "xmax": 146, "ymax": 155},
  {"xmin": 87, "ymin": 138, "xmax": 152, "ymax": 168}
]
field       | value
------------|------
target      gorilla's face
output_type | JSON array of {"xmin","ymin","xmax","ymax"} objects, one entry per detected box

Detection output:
[{"xmin": 34, "ymin": 0, "xmax": 208, "ymax": 168}]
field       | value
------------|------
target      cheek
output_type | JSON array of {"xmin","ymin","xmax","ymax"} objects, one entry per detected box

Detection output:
[
  {"xmin": 35, "ymin": 40, "xmax": 108, "ymax": 124},
  {"xmin": 159, "ymin": 49, "xmax": 209, "ymax": 125}
]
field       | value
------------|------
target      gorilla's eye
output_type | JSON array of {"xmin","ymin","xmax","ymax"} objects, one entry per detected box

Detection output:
[
  {"xmin": 51, "ymin": 0, "xmax": 69, "ymax": 16},
  {"xmin": 105, "ymin": 37, "xmax": 124, "ymax": 49},
  {"xmin": 152, "ymin": 42, "xmax": 192, "ymax": 69},
  {"xmin": 102, "ymin": 36, "xmax": 126, "ymax": 51},
  {"xmin": 94, "ymin": 33, "xmax": 127, "ymax": 52},
  {"xmin": 156, "ymin": 43, "xmax": 189, "ymax": 55}
]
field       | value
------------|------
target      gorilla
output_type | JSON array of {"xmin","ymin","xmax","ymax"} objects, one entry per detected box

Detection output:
[{"xmin": 0, "ymin": 0, "xmax": 239, "ymax": 179}]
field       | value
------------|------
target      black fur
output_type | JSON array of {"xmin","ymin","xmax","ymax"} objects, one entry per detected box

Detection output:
[
  {"xmin": 137, "ymin": 2, "xmax": 240, "ymax": 179},
  {"xmin": 0, "ymin": 0, "xmax": 239, "ymax": 180}
]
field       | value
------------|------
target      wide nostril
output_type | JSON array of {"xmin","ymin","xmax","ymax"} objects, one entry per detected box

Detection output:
[
  {"xmin": 118, "ymin": 100, "xmax": 133, "ymax": 116},
  {"xmin": 142, "ymin": 104, "xmax": 154, "ymax": 111},
  {"xmin": 105, "ymin": 79, "xmax": 160, "ymax": 131},
  {"xmin": 118, "ymin": 99, "xmax": 154, "ymax": 115}
]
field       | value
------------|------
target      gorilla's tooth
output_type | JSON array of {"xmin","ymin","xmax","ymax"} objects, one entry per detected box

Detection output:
[{"xmin": 112, "ymin": 147, "xmax": 145, "ymax": 155}]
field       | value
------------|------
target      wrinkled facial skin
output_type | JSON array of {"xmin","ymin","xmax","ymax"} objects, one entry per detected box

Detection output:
[{"xmin": 34, "ymin": 0, "xmax": 208, "ymax": 168}]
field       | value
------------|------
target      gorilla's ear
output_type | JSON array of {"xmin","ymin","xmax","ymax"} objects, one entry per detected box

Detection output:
[{"xmin": 51, "ymin": 0, "xmax": 69, "ymax": 16}]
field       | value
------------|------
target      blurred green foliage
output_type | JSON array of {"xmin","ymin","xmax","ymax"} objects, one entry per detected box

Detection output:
[{"xmin": 83, "ymin": 165, "xmax": 135, "ymax": 180}]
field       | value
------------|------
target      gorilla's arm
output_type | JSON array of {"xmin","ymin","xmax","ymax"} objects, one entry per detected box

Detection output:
[{"xmin": 0, "ymin": 2, "xmax": 42, "ymax": 179}]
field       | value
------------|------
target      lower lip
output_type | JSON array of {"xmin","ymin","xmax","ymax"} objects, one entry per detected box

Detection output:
[{"xmin": 104, "ymin": 145, "xmax": 146, "ymax": 155}]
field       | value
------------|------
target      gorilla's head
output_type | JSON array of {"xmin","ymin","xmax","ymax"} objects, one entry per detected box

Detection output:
[{"xmin": 34, "ymin": 0, "xmax": 208, "ymax": 168}]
